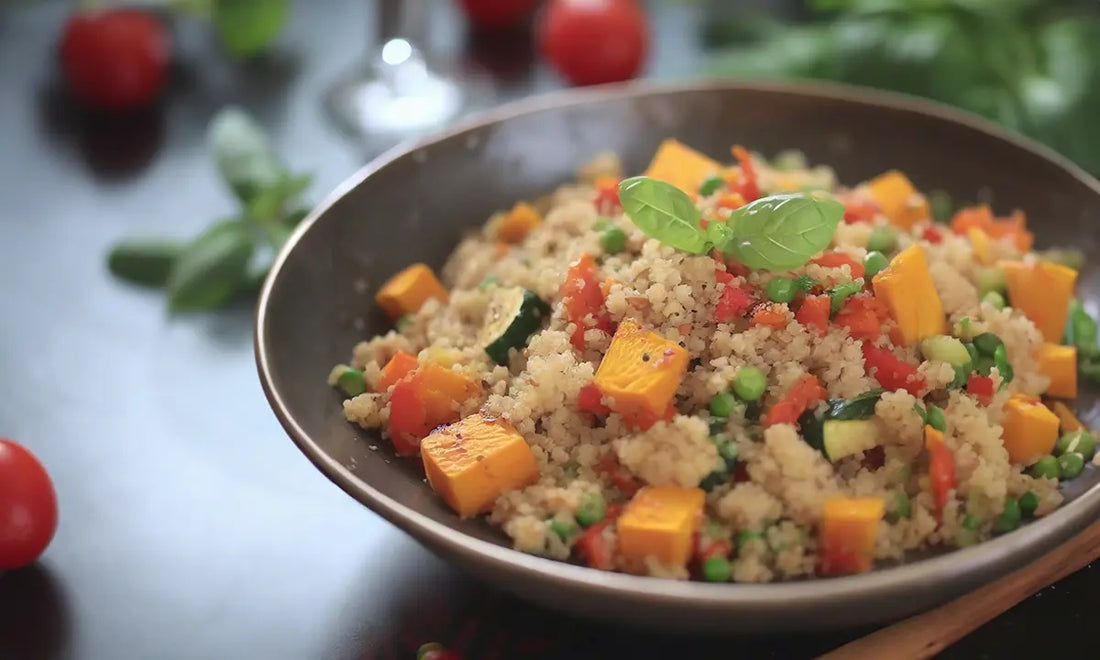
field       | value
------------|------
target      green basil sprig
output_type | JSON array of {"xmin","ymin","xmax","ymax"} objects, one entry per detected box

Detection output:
[
  {"xmin": 617, "ymin": 176, "xmax": 843, "ymax": 271},
  {"xmin": 107, "ymin": 107, "xmax": 312, "ymax": 313}
]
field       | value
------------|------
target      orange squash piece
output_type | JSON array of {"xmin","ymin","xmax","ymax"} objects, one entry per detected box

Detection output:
[
  {"xmin": 818, "ymin": 497, "xmax": 885, "ymax": 576},
  {"xmin": 866, "ymin": 171, "xmax": 929, "ymax": 229},
  {"xmin": 421, "ymin": 414, "xmax": 539, "ymax": 517},
  {"xmin": 376, "ymin": 263, "xmax": 448, "ymax": 320},
  {"xmin": 643, "ymin": 139, "xmax": 722, "ymax": 195},
  {"xmin": 1037, "ymin": 343, "xmax": 1077, "ymax": 399},
  {"xmin": 376, "ymin": 350, "xmax": 419, "ymax": 391},
  {"xmin": 388, "ymin": 364, "xmax": 482, "ymax": 455},
  {"xmin": 1050, "ymin": 401, "xmax": 1085, "ymax": 433},
  {"xmin": 1002, "ymin": 394, "xmax": 1060, "ymax": 465},
  {"xmin": 617, "ymin": 486, "xmax": 705, "ymax": 568},
  {"xmin": 495, "ymin": 202, "xmax": 542, "ymax": 243},
  {"xmin": 871, "ymin": 244, "xmax": 945, "ymax": 346},
  {"xmin": 1000, "ymin": 259, "xmax": 1077, "ymax": 343},
  {"xmin": 594, "ymin": 319, "xmax": 690, "ymax": 428},
  {"xmin": 967, "ymin": 227, "xmax": 993, "ymax": 265}
]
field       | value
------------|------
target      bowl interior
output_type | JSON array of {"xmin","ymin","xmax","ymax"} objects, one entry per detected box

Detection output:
[{"xmin": 257, "ymin": 82, "xmax": 1100, "ymax": 630}]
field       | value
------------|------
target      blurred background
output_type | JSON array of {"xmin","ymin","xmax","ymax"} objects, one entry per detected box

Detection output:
[{"xmin": 3, "ymin": 0, "xmax": 1100, "ymax": 658}]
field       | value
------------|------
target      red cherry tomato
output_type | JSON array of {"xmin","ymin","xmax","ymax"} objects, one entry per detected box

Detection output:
[
  {"xmin": 59, "ymin": 9, "xmax": 170, "ymax": 111},
  {"xmin": 539, "ymin": 0, "xmax": 648, "ymax": 86},
  {"xmin": 457, "ymin": 0, "xmax": 539, "ymax": 31},
  {"xmin": 0, "ymin": 439, "xmax": 58, "ymax": 570}
]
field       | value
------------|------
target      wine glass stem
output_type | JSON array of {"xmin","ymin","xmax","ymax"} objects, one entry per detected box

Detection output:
[{"xmin": 377, "ymin": 0, "xmax": 425, "ymax": 44}]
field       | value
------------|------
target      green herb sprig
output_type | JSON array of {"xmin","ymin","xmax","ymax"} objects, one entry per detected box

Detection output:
[
  {"xmin": 617, "ymin": 176, "xmax": 843, "ymax": 271},
  {"xmin": 107, "ymin": 107, "xmax": 312, "ymax": 312}
]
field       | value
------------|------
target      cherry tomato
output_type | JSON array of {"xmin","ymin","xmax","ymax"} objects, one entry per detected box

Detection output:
[
  {"xmin": 59, "ymin": 9, "xmax": 170, "ymax": 111},
  {"xmin": 0, "ymin": 439, "xmax": 58, "ymax": 570},
  {"xmin": 539, "ymin": 0, "xmax": 648, "ymax": 86},
  {"xmin": 457, "ymin": 0, "xmax": 539, "ymax": 31}
]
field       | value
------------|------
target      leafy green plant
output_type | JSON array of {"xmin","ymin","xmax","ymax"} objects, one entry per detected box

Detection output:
[
  {"xmin": 708, "ymin": 0, "xmax": 1100, "ymax": 174},
  {"xmin": 617, "ymin": 176, "xmax": 843, "ymax": 270},
  {"xmin": 107, "ymin": 107, "xmax": 311, "ymax": 312}
]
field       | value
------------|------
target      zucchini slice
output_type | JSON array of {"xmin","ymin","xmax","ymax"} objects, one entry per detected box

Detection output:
[
  {"xmin": 823, "ymin": 419, "xmax": 881, "ymax": 462},
  {"xmin": 480, "ymin": 287, "xmax": 551, "ymax": 365}
]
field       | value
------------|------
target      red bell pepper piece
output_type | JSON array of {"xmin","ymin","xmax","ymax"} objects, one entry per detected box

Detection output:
[
  {"xmin": 577, "ymin": 383, "xmax": 611, "ymax": 416},
  {"xmin": 750, "ymin": 302, "xmax": 789, "ymax": 329},
  {"xmin": 594, "ymin": 176, "xmax": 620, "ymax": 214},
  {"xmin": 862, "ymin": 344, "xmax": 926, "ymax": 396},
  {"xmin": 764, "ymin": 373, "xmax": 827, "ymax": 427},
  {"xmin": 843, "ymin": 196, "xmax": 880, "ymax": 224},
  {"xmin": 925, "ymin": 426, "xmax": 956, "ymax": 520},
  {"xmin": 715, "ymin": 283, "xmax": 755, "ymax": 323},
  {"xmin": 576, "ymin": 504, "xmax": 623, "ymax": 569},
  {"xmin": 561, "ymin": 253, "xmax": 614, "ymax": 350},
  {"xmin": 922, "ymin": 225, "xmax": 944, "ymax": 244},
  {"xmin": 387, "ymin": 373, "xmax": 429, "ymax": 456},
  {"xmin": 731, "ymin": 145, "xmax": 760, "ymax": 202},
  {"xmin": 834, "ymin": 296, "xmax": 883, "ymax": 340},
  {"xmin": 812, "ymin": 252, "xmax": 866, "ymax": 280},
  {"xmin": 795, "ymin": 295, "xmax": 831, "ymax": 336},
  {"xmin": 966, "ymin": 374, "xmax": 995, "ymax": 405},
  {"xmin": 597, "ymin": 455, "xmax": 642, "ymax": 496}
]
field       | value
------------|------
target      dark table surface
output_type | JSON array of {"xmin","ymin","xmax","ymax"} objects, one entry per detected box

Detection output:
[{"xmin": 1, "ymin": 1, "xmax": 1098, "ymax": 658}]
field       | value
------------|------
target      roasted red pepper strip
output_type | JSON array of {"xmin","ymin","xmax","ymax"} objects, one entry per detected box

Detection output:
[
  {"xmin": 731, "ymin": 145, "xmax": 760, "ymax": 202},
  {"xmin": 862, "ymin": 344, "xmax": 926, "ymax": 396},
  {"xmin": 764, "ymin": 373, "xmax": 827, "ymax": 427},
  {"xmin": 561, "ymin": 253, "xmax": 614, "ymax": 350}
]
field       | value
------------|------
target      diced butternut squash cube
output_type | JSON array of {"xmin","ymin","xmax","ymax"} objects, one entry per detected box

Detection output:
[
  {"xmin": 818, "ymin": 497, "xmax": 885, "ymax": 576},
  {"xmin": 495, "ymin": 202, "xmax": 541, "ymax": 244},
  {"xmin": 376, "ymin": 263, "xmax": 448, "ymax": 320},
  {"xmin": 1000, "ymin": 260, "xmax": 1077, "ymax": 343},
  {"xmin": 967, "ymin": 227, "xmax": 993, "ymax": 265},
  {"xmin": 418, "ymin": 363, "xmax": 481, "ymax": 423},
  {"xmin": 1037, "ymin": 343, "xmax": 1077, "ymax": 399},
  {"xmin": 1050, "ymin": 401, "xmax": 1085, "ymax": 433},
  {"xmin": 421, "ymin": 414, "xmax": 539, "ymax": 518},
  {"xmin": 376, "ymin": 350, "xmax": 419, "ymax": 391},
  {"xmin": 1002, "ymin": 395, "xmax": 1060, "ymax": 465},
  {"xmin": 617, "ymin": 486, "xmax": 705, "ymax": 567},
  {"xmin": 866, "ymin": 171, "xmax": 929, "ymax": 229},
  {"xmin": 594, "ymin": 319, "xmax": 690, "ymax": 427},
  {"xmin": 387, "ymin": 364, "xmax": 483, "ymax": 455},
  {"xmin": 871, "ymin": 244, "xmax": 945, "ymax": 346},
  {"xmin": 643, "ymin": 139, "xmax": 721, "ymax": 195}
]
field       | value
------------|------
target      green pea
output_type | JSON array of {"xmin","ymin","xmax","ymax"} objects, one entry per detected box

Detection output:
[
  {"xmin": 973, "ymin": 332, "xmax": 1004, "ymax": 357},
  {"xmin": 396, "ymin": 314, "xmax": 414, "ymax": 330},
  {"xmin": 867, "ymin": 225, "xmax": 898, "ymax": 253},
  {"xmin": 992, "ymin": 496, "xmax": 1021, "ymax": 533},
  {"xmin": 863, "ymin": 251, "xmax": 890, "ymax": 279},
  {"xmin": 702, "ymin": 555, "xmax": 732, "ymax": 582},
  {"xmin": 548, "ymin": 515, "xmax": 579, "ymax": 540},
  {"xmin": 1055, "ymin": 430, "xmax": 1096, "ymax": 460},
  {"xmin": 733, "ymin": 366, "xmax": 767, "ymax": 401},
  {"xmin": 926, "ymin": 405, "xmax": 947, "ymax": 432},
  {"xmin": 1058, "ymin": 452, "xmax": 1086, "ymax": 480},
  {"xmin": 765, "ymin": 276, "xmax": 797, "ymax": 304},
  {"xmin": 600, "ymin": 226, "xmax": 627, "ymax": 254},
  {"xmin": 963, "ymin": 514, "xmax": 982, "ymax": 530},
  {"xmin": 736, "ymin": 530, "xmax": 763, "ymax": 552},
  {"xmin": 975, "ymin": 266, "xmax": 1006, "ymax": 296},
  {"xmin": 699, "ymin": 174, "xmax": 725, "ymax": 196},
  {"xmin": 1029, "ymin": 455, "xmax": 1061, "ymax": 480},
  {"xmin": 710, "ymin": 391, "xmax": 738, "ymax": 418},
  {"xmin": 956, "ymin": 515, "xmax": 982, "ymax": 547},
  {"xmin": 575, "ymin": 493, "xmax": 607, "ymax": 527},
  {"xmin": 886, "ymin": 491, "xmax": 911, "ymax": 522},
  {"xmin": 1019, "ymin": 491, "xmax": 1040, "ymax": 517},
  {"xmin": 334, "ymin": 366, "xmax": 367, "ymax": 397},
  {"xmin": 981, "ymin": 291, "xmax": 1005, "ymax": 310},
  {"xmin": 715, "ymin": 435, "xmax": 738, "ymax": 465}
]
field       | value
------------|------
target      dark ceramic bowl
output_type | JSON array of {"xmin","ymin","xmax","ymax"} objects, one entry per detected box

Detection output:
[{"xmin": 255, "ymin": 80, "xmax": 1100, "ymax": 633}]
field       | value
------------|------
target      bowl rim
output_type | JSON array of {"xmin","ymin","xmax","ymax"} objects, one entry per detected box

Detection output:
[{"xmin": 255, "ymin": 78, "xmax": 1100, "ymax": 612}]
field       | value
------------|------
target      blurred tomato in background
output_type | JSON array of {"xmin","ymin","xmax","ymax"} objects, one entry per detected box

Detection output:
[
  {"xmin": 457, "ymin": 0, "xmax": 541, "ymax": 32},
  {"xmin": 539, "ymin": 0, "xmax": 648, "ymax": 86}
]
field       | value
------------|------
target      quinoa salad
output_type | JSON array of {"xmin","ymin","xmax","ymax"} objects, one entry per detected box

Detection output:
[{"xmin": 327, "ymin": 140, "xmax": 1099, "ymax": 583}]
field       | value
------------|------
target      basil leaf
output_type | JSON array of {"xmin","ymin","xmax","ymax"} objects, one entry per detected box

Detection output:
[
  {"xmin": 212, "ymin": 0, "xmax": 290, "ymax": 57},
  {"xmin": 726, "ymin": 194, "xmax": 843, "ymax": 271},
  {"xmin": 167, "ymin": 220, "xmax": 255, "ymax": 312},
  {"xmin": 107, "ymin": 239, "xmax": 185, "ymax": 288},
  {"xmin": 246, "ymin": 172, "xmax": 313, "ymax": 225},
  {"xmin": 209, "ymin": 107, "xmax": 286, "ymax": 203},
  {"xmin": 618, "ymin": 176, "xmax": 711, "ymax": 254},
  {"xmin": 705, "ymin": 220, "xmax": 735, "ymax": 253}
]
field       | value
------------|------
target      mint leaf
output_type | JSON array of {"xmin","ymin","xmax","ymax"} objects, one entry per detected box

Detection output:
[
  {"xmin": 618, "ymin": 176, "xmax": 711, "ymax": 254},
  {"xmin": 167, "ymin": 220, "xmax": 255, "ymax": 312},
  {"xmin": 107, "ymin": 239, "xmax": 186, "ymax": 288},
  {"xmin": 208, "ymin": 107, "xmax": 285, "ymax": 203},
  {"xmin": 211, "ymin": 0, "xmax": 290, "ymax": 56}
]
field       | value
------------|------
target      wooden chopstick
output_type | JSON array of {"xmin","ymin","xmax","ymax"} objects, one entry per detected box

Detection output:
[{"xmin": 819, "ymin": 520, "xmax": 1100, "ymax": 660}]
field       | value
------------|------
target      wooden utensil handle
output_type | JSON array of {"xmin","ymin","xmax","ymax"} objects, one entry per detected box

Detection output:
[{"xmin": 819, "ymin": 520, "xmax": 1100, "ymax": 660}]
